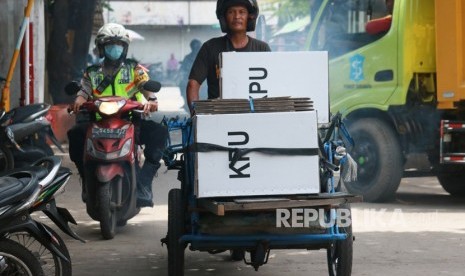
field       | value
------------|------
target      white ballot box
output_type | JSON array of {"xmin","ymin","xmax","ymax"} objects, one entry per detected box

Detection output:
[
  {"xmin": 193, "ymin": 111, "xmax": 320, "ymax": 198},
  {"xmin": 220, "ymin": 51, "xmax": 329, "ymax": 123}
]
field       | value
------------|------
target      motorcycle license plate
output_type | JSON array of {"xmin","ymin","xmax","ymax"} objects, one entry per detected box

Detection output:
[{"xmin": 92, "ymin": 128, "xmax": 127, "ymax": 139}]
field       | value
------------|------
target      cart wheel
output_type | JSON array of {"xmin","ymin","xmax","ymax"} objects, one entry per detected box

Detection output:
[
  {"xmin": 327, "ymin": 204, "xmax": 353, "ymax": 276},
  {"xmin": 168, "ymin": 188, "xmax": 186, "ymax": 276},
  {"xmin": 229, "ymin": 249, "xmax": 245, "ymax": 261}
]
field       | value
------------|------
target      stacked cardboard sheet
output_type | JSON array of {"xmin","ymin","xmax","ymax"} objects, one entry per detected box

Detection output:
[{"xmin": 193, "ymin": 97, "xmax": 314, "ymax": 115}]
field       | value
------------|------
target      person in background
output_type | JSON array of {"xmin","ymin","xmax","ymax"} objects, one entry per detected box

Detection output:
[
  {"xmin": 68, "ymin": 23, "xmax": 168, "ymax": 208},
  {"xmin": 186, "ymin": 0, "xmax": 271, "ymax": 115},
  {"xmin": 179, "ymin": 39, "xmax": 203, "ymax": 112},
  {"xmin": 366, "ymin": 0, "xmax": 394, "ymax": 35},
  {"xmin": 166, "ymin": 53, "xmax": 179, "ymax": 82}
]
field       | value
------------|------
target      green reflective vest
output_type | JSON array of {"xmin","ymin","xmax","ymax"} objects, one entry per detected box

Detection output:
[{"xmin": 87, "ymin": 62, "xmax": 144, "ymax": 102}]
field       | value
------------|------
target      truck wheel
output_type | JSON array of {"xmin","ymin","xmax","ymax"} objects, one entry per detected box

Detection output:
[
  {"xmin": 436, "ymin": 165, "xmax": 465, "ymax": 196},
  {"xmin": 345, "ymin": 118, "xmax": 403, "ymax": 202}
]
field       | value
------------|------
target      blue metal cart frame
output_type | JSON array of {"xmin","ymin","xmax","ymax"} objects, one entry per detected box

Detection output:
[{"xmin": 162, "ymin": 114, "xmax": 361, "ymax": 276}]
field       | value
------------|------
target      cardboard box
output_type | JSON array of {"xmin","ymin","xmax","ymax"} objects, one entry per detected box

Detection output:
[
  {"xmin": 220, "ymin": 51, "xmax": 329, "ymax": 123},
  {"xmin": 194, "ymin": 111, "xmax": 320, "ymax": 198}
]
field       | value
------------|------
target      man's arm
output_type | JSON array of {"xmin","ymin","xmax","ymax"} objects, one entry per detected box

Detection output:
[
  {"xmin": 187, "ymin": 79, "xmax": 201, "ymax": 115},
  {"xmin": 186, "ymin": 40, "xmax": 210, "ymax": 115},
  {"xmin": 78, "ymin": 71, "xmax": 93, "ymax": 100},
  {"xmin": 71, "ymin": 72, "xmax": 92, "ymax": 113}
]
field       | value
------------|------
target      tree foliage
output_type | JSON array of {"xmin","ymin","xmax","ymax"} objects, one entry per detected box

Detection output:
[
  {"xmin": 46, "ymin": 0, "xmax": 97, "ymax": 104},
  {"xmin": 265, "ymin": 0, "xmax": 311, "ymax": 24}
]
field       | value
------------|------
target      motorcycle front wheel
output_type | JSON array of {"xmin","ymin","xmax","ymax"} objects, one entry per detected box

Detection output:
[
  {"xmin": 98, "ymin": 180, "xmax": 118, "ymax": 240},
  {"xmin": 0, "ymin": 238, "xmax": 44, "ymax": 276},
  {"xmin": 7, "ymin": 224, "xmax": 72, "ymax": 276}
]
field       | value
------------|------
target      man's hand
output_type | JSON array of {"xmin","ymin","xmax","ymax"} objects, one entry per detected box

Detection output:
[
  {"xmin": 72, "ymin": 95, "xmax": 87, "ymax": 113},
  {"xmin": 143, "ymin": 99, "xmax": 158, "ymax": 114}
]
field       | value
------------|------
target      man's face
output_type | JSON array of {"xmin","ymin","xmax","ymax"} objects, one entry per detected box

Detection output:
[{"xmin": 225, "ymin": 5, "xmax": 249, "ymax": 33}]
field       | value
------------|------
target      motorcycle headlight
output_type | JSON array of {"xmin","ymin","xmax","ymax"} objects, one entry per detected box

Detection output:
[{"xmin": 95, "ymin": 99, "xmax": 126, "ymax": 116}]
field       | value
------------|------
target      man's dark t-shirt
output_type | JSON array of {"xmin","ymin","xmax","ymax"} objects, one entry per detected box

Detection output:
[{"xmin": 189, "ymin": 35, "xmax": 271, "ymax": 99}]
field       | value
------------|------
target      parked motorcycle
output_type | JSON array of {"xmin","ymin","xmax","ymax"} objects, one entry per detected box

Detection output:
[
  {"xmin": 0, "ymin": 156, "xmax": 83, "ymax": 276},
  {"xmin": 0, "ymin": 103, "xmax": 63, "ymax": 171},
  {"xmin": 66, "ymin": 80, "xmax": 161, "ymax": 239}
]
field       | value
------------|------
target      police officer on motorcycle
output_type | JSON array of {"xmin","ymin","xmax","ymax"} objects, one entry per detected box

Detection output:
[{"xmin": 68, "ymin": 23, "xmax": 168, "ymax": 208}]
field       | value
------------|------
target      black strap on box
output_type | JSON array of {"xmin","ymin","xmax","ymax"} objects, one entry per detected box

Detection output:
[{"xmin": 188, "ymin": 142, "xmax": 319, "ymax": 167}]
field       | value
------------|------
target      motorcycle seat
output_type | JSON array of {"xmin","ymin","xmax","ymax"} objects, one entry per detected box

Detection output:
[
  {"xmin": 0, "ymin": 166, "xmax": 48, "ymax": 180},
  {"xmin": 9, "ymin": 103, "xmax": 50, "ymax": 124},
  {"xmin": 27, "ymin": 166, "xmax": 49, "ymax": 180},
  {"xmin": 0, "ymin": 171, "xmax": 38, "ymax": 207}
]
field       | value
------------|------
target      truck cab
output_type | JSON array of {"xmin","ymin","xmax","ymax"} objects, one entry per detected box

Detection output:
[{"xmin": 305, "ymin": 0, "xmax": 465, "ymax": 201}]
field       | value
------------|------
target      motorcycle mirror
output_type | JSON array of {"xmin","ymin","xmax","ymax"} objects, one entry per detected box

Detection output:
[
  {"xmin": 64, "ymin": 81, "xmax": 82, "ymax": 96},
  {"xmin": 143, "ymin": 80, "xmax": 162, "ymax": 93}
]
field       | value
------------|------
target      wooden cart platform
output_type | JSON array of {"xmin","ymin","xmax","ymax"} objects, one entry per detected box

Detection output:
[{"xmin": 197, "ymin": 192, "xmax": 362, "ymax": 216}]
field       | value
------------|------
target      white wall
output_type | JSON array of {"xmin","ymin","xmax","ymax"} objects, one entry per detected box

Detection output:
[{"xmin": 125, "ymin": 26, "xmax": 222, "ymax": 66}]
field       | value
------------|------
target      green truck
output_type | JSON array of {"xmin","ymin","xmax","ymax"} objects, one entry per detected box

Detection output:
[{"xmin": 304, "ymin": 0, "xmax": 465, "ymax": 201}]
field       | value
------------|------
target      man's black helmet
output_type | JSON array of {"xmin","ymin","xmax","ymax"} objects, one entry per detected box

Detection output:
[{"xmin": 216, "ymin": 0, "xmax": 259, "ymax": 33}]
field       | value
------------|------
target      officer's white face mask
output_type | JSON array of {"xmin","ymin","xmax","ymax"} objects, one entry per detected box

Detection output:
[{"xmin": 104, "ymin": 44, "xmax": 124, "ymax": 61}]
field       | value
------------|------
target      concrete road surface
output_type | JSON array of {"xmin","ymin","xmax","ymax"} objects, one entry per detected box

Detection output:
[{"xmin": 38, "ymin": 87, "xmax": 465, "ymax": 276}]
